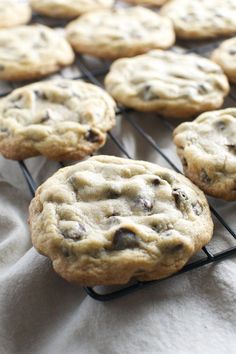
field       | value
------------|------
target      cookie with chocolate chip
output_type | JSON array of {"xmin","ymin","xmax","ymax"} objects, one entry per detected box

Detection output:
[
  {"xmin": 66, "ymin": 7, "xmax": 175, "ymax": 60},
  {"xmin": 0, "ymin": 80, "xmax": 116, "ymax": 160},
  {"xmin": 173, "ymin": 108, "xmax": 236, "ymax": 201},
  {"xmin": 29, "ymin": 155, "xmax": 213, "ymax": 286},
  {"xmin": 211, "ymin": 37, "xmax": 236, "ymax": 83},
  {"xmin": 0, "ymin": 25, "xmax": 74, "ymax": 81},
  {"xmin": 0, "ymin": 0, "xmax": 31, "ymax": 28},
  {"xmin": 105, "ymin": 50, "xmax": 229, "ymax": 119},
  {"xmin": 161, "ymin": 0, "xmax": 236, "ymax": 39},
  {"xmin": 30, "ymin": 0, "xmax": 114, "ymax": 18}
]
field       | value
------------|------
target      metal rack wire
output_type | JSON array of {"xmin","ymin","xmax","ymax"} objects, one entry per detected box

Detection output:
[{"xmin": 1, "ymin": 16, "xmax": 236, "ymax": 301}]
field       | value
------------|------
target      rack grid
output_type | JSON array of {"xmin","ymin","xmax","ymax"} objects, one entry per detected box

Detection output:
[{"xmin": 1, "ymin": 13, "xmax": 236, "ymax": 302}]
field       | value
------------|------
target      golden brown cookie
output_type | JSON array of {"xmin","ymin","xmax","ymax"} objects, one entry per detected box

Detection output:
[
  {"xmin": 0, "ymin": 0, "xmax": 31, "ymax": 28},
  {"xmin": 66, "ymin": 7, "xmax": 175, "ymax": 59},
  {"xmin": 29, "ymin": 155, "xmax": 213, "ymax": 286},
  {"xmin": 105, "ymin": 50, "xmax": 229, "ymax": 119},
  {"xmin": 0, "ymin": 25, "xmax": 74, "ymax": 81},
  {"xmin": 173, "ymin": 108, "xmax": 236, "ymax": 201},
  {"xmin": 0, "ymin": 80, "xmax": 116, "ymax": 161}
]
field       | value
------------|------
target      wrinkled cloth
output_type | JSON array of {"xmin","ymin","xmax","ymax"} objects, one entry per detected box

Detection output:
[{"xmin": 0, "ymin": 110, "xmax": 235, "ymax": 354}]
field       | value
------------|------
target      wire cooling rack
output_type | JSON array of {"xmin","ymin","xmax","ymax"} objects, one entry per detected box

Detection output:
[{"xmin": 0, "ymin": 14, "xmax": 236, "ymax": 302}]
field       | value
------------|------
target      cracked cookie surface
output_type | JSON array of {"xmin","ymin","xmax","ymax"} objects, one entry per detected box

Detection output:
[
  {"xmin": 105, "ymin": 50, "xmax": 229, "ymax": 119},
  {"xmin": 0, "ymin": 80, "xmax": 116, "ymax": 161},
  {"xmin": 66, "ymin": 7, "xmax": 175, "ymax": 59},
  {"xmin": 161, "ymin": 0, "xmax": 236, "ymax": 39},
  {"xmin": 173, "ymin": 108, "xmax": 236, "ymax": 201},
  {"xmin": 30, "ymin": 0, "xmax": 114, "ymax": 18},
  {"xmin": 29, "ymin": 155, "xmax": 213, "ymax": 286},
  {"xmin": 211, "ymin": 37, "xmax": 236, "ymax": 83},
  {"xmin": 0, "ymin": 25, "xmax": 74, "ymax": 81},
  {"xmin": 0, "ymin": 0, "xmax": 31, "ymax": 28}
]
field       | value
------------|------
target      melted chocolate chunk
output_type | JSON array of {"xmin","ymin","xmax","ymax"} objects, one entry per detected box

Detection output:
[
  {"xmin": 140, "ymin": 84, "xmax": 159, "ymax": 101},
  {"xmin": 215, "ymin": 120, "xmax": 227, "ymax": 131},
  {"xmin": 169, "ymin": 244, "xmax": 184, "ymax": 253},
  {"xmin": 229, "ymin": 49, "xmax": 236, "ymax": 55},
  {"xmin": 225, "ymin": 144, "xmax": 236, "ymax": 154},
  {"xmin": 113, "ymin": 228, "xmax": 139, "ymax": 250},
  {"xmin": 0, "ymin": 128, "xmax": 9, "ymax": 133},
  {"xmin": 41, "ymin": 110, "xmax": 51, "ymax": 123},
  {"xmin": 107, "ymin": 190, "xmax": 120, "ymax": 199},
  {"xmin": 85, "ymin": 129, "xmax": 101, "ymax": 143},
  {"xmin": 200, "ymin": 170, "xmax": 212, "ymax": 184},
  {"xmin": 34, "ymin": 90, "xmax": 47, "ymax": 100},
  {"xmin": 172, "ymin": 188, "xmax": 188, "ymax": 209},
  {"xmin": 152, "ymin": 177, "xmax": 162, "ymax": 186},
  {"xmin": 192, "ymin": 201, "xmax": 203, "ymax": 216},
  {"xmin": 62, "ymin": 223, "xmax": 86, "ymax": 241},
  {"xmin": 134, "ymin": 196, "xmax": 153, "ymax": 212},
  {"xmin": 198, "ymin": 84, "xmax": 208, "ymax": 94}
]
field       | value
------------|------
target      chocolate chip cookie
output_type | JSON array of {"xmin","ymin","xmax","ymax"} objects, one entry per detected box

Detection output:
[
  {"xmin": 0, "ymin": 80, "xmax": 116, "ymax": 161},
  {"xmin": 0, "ymin": 25, "xmax": 74, "ymax": 81},
  {"xmin": 161, "ymin": 0, "xmax": 236, "ymax": 39},
  {"xmin": 66, "ymin": 7, "xmax": 175, "ymax": 59},
  {"xmin": 211, "ymin": 37, "xmax": 236, "ymax": 83},
  {"xmin": 0, "ymin": 0, "xmax": 31, "ymax": 28},
  {"xmin": 29, "ymin": 155, "xmax": 213, "ymax": 286},
  {"xmin": 30, "ymin": 0, "xmax": 114, "ymax": 18},
  {"xmin": 173, "ymin": 108, "xmax": 236, "ymax": 201},
  {"xmin": 105, "ymin": 50, "xmax": 229, "ymax": 119}
]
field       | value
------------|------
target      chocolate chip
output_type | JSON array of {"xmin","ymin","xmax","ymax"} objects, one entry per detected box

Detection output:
[
  {"xmin": 34, "ymin": 90, "xmax": 47, "ymax": 100},
  {"xmin": 0, "ymin": 128, "xmax": 9, "ymax": 133},
  {"xmin": 225, "ymin": 144, "xmax": 236, "ymax": 154},
  {"xmin": 192, "ymin": 201, "xmax": 203, "ymax": 216},
  {"xmin": 198, "ymin": 84, "xmax": 208, "ymax": 94},
  {"xmin": 215, "ymin": 120, "xmax": 227, "ymax": 131},
  {"xmin": 113, "ymin": 228, "xmax": 139, "ymax": 250},
  {"xmin": 62, "ymin": 223, "xmax": 86, "ymax": 241},
  {"xmin": 169, "ymin": 244, "xmax": 184, "ymax": 253},
  {"xmin": 107, "ymin": 190, "xmax": 120, "ymax": 199},
  {"xmin": 172, "ymin": 188, "xmax": 188, "ymax": 209},
  {"xmin": 61, "ymin": 246, "xmax": 70, "ymax": 257},
  {"xmin": 0, "ymin": 65, "xmax": 5, "ymax": 71},
  {"xmin": 41, "ymin": 110, "xmax": 51, "ymax": 122},
  {"xmin": 140, "ymin": 84, "xmax": 159, "ymax": 101},
  {"xmin": 134, "ymin": 196, "xmax": 153, "ymax": 212},
  {"xmin": 200, "ymin": 170, "xmax": 212, "ymax": 184},
  {"xmin": 85, "ymin": 129, "xmax": 101, "ymax": 143},
  {"xmin": 229, "ymin": 49, "xmax": 236, "ymax": 55},
  {"xmin": 152, "ymin": 177, "xmax": 162, "ymax": 186},
  {"xmin": 39, "ymin": 31, "xmax": 48, "ymax": 42},
  {"xmin": 182, "ymin": 158, "xmax": 188, "ymax": 168}
]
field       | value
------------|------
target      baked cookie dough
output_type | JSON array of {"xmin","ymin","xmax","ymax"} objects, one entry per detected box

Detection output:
[
  {"xmin": 0, "ymin": 0, "xmax": 31, "ymax": 28},
  {"xmin": 29, "ymin": 155, "xmax": 213, "ymax": 286},
  {"xmin": 0, "ymin": 80, "xmax": 116, "ymax": 160},
  {"xmin": 211, "ymin": 37, "xmax": 236, "ymax": 83},
  {"xmin": 105, "ymin": 50, "xmax": 229, "ymax": 119},
  {"xmin": 30, "ymin": 0, "xmax": 114, "ymax": 18},
  {"xmin": 0, "ymin": 25, "xmax": 74, "ymax": 81},
  {"xmin": 161, "ymin": 0, "xmax": 236, "ymax": 39},
  {"xmin": 173, "ymin": 108, "xmax": 236, "ymax": 201},
  {"xmin": 66, "ymin": 7, "xmax": 175, "ymax": 60}
]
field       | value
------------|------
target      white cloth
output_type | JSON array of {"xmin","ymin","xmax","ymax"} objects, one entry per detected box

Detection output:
[{"xmin": 0, "ymin": 143, "xmax": 235, "ymax": 354}]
